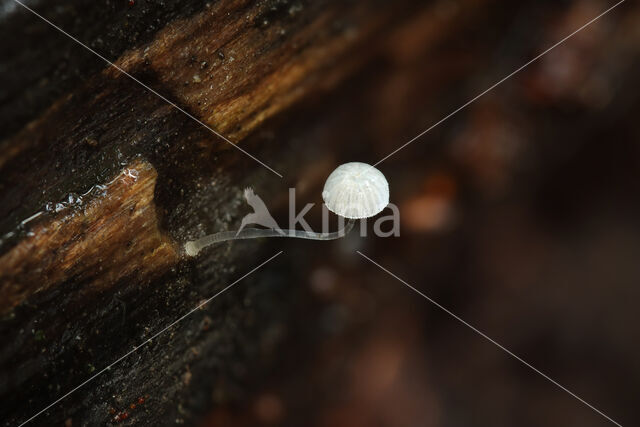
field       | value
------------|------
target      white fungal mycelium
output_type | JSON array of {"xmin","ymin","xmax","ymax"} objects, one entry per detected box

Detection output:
[
  {"xmin": 322, "ymin": 162, "xmax": 389, "ymax": 219},
  {"xmin": 184, "ymin": 162, "xmax": 390, "ymax": 256}
]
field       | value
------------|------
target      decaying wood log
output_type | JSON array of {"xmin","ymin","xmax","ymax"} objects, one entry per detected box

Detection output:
[
  {"xmin": 0, "ymin": 0, "xmax": 459, "ymax": 425},
  {"xmin": 0, "ymin": 0, "xmax": 427, "ymax": 308},
  {"xmin": 0, "ymin": 160, "xmax": 177, "ymax": 311}
]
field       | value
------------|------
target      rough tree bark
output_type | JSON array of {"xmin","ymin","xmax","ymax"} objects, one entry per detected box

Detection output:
[{"xmin": 0, "ymin": 0, "xmax": 482, "ymax": 425}]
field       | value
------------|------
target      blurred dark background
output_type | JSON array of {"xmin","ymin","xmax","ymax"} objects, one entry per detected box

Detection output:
[{"xmin": 206, "ymin": 1, "xmax": 640, "ymax": 426}]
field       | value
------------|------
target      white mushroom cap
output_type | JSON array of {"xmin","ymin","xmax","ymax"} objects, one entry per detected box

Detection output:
[{"xmin": 322, "ymin": 162, "xmax": 389, "ymax": 219}]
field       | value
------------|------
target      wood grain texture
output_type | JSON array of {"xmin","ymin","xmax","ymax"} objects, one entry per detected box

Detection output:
[
  {"xmin": 0, "ymin": 0, "xmax": 426, "ymax": 425},
  {"xmin": 0, "ymin": 160, "xmax": 177, "ymax": 312}
]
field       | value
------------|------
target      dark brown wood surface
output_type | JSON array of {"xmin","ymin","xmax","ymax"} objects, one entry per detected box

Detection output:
[{"xmin": 0, "ymin": 0, "xmax": 442, "ymax": 424}]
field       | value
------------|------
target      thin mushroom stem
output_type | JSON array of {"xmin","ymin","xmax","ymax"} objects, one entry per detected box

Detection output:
[{"xmin": 185, "ymin": 218, "xmax": 356, "ymax": 257}]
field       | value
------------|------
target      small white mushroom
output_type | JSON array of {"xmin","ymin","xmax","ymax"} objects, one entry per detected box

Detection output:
[
  {"xmin": 184, "ymin": 162, "xmax": 390, "ymax": 256},
  {"xmin": 322, "ymin": 162, "xmax": 389, "ymax": 219}
]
